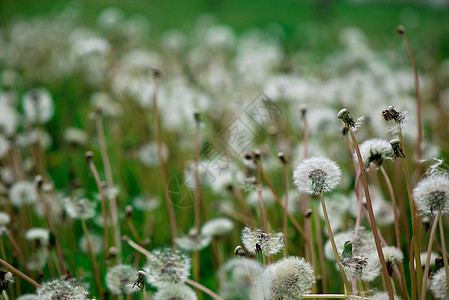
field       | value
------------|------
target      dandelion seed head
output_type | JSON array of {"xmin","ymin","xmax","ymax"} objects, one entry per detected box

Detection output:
[
  {"xmin": 218, "ymin": 258, "xmax": 263, "ymax": 300},
  {"xmin": 23, "ymin": 88, "xmax": 54, "ymax": 124},
  {"xmin": 358, "ymin": 138, "xmax": 392, "ymax": 169},
  {"xmin": 153, "ymin": 283, "xmax": 198, "ymax": 300},
  {"xmin": 145, "ymin": 248, "xmax": 191, "ymax": 288},
  {"xmin": 0, "ymin": 212, "xmax": 10, "ymax": 226},
  {"xmin": 382, "ymin": 246, "xmax": 403, "ymax": 264},
  {"xmin": 371, "ymin": 291, "xmax": 402, "ymax": 300},
  {"xmin": 176, "ymin": 228, "xmax": 211, "ymax": 251},
  {"xmin": 106, "ymin": 264, "xmax": 137, "ymax": 295},
  {"xmin": 293, "ymin": 156, "xmax": 341, "ymax": 195},
  {"xmin": 9, "ymin": 181, "xmax": 38, "ymax": 207},
  {"xmin": 262, "ymin": 256, "xmax": 314, "ymax": 299},
  {"xmin": 418, "ymin": 251, "xmax": 439, "ymax": 268},
  {"xmin": 16, "ymin": 294, "xmax": 40, "ymax": 300},
  {"xmin": 37, "ymin": 279, "xmax": 88, "ymax": 300},
  {"xmin": 241, "ymin": 227, "xmax": 284, "ymax": 255},
  {"xmin": 246, "ymin": 187, "xmax": 276, "ymax": 208},
  {"xmin": 132, "ymin": 195, "xmax": 160, "ymax": 211},
  {"xmin": 413, "ymin": 173, "xmax": 449, "ymax": 216},
  {"xmin": 430, "ymin": 268, "xmax": 449, "ymax": 300},
  {"xmin": 201, "ymin": 217, "xmax": 234, "ymax": 237},
  {"xmin": 64, "ymin": 128, "xmax": 88, "ymax": 146},
  {"xmin": 138, "ymin": 142, "xmax": 168, "ymax": 167},
  {"xmin": 0, "ymin": 135, "xmax": 10, "ymax": 159},
  {"xmin": 64, "ymin": 198, "xmax": 96, "ymax": 219},
  {"xmin": 25, "ymin": 228, "xmax": 50, "ymax": 247}
]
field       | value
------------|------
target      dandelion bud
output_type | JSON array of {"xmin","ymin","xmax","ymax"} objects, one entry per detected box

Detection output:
[
  {"xmin": 193, "ymin": 110, "xmax": 201, "ymax": 124},
  {"xmin": 277, "ymin": 152, "xmax": 288, "ymax": 164},
  {"xmin": 152, "ymin": 67, "xmax": 161, "ymax": 78},
  {"xmin": 396, "ymin": 25, "xmax": 405, "ymax": 35},
  {"xmin": 390, "ymin": 139, "xmax": 405, "ymax": 158},
  {"xmin": 304, "ymin": 209, "xmax": 312, "ymax": 218},
  {"xmin": 126, "ymin": 205, "xmax": 133, "ymax": 218},
  {"xmin": 109, "ymin": 246, "xmax": 119, "ymax": 258},
  {"xmin": 253, "ymin": 149, "xmax": 262, "ymax": 160},
  {"xmin": 300, "ymin": 104, "xmax": 307, "ymax": 119},
  {"xmin": 85, "ymin": 151, "xmax": 94, "ymax": 161},
  {"xmin": 337, "ymin": 108, "xmax": 354, "ymax": 128}
]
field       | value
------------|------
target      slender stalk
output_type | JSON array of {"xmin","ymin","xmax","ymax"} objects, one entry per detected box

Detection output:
[
  {"xmin": 35, "ymin": 176, "xmax": 66, "ymax": 276},
  {"xmin": 81, "ymin": 219, "xmax": 103, "ymax": 300},
  {"xmin": 313, "ymin": 201, "xmax": 327, "ymax": 293},
  {"xmin": 348, "ymin": 129, "xmax": 395, "ymax": 300},
  {"xmin": 258, "ymin": 163, "xmax": 308, "ymax": 241},
  {"xmin": 409, "ymin": 235, "xmax": 417, "ymax": 300},
  {"xmin": 398, "ymin": 26, "xmax": 422, "ymax": 177},
  {"xmin": 152, "ymin": 69, "xmax": 178, "ymax": 246},
  {"xmin": 254, "ymin": 160, "xmax": 268, "ymax": 233},
  {"xmin": 420, "ymin": 211, "xmax": 441, "ymax": 300},
  {"xmin": 380, "ymin": 166, "xmax": 409, "ymax": 300},
  {"xmin": 395, "ymin": 159, "xmax": 411, "ymax": 255},
  {"xmin": 193, "ymin": 112, "xmax": 201, "ymax": 293},
  {"xmin": 319, "ymin": 193, "xmax": 351, "ymax": 293},
  {"xmin": 0, "ymin": 258, "xmax": 40, "ymax": 288},
  {"xmin": 86, "ymin": 152, "xmax": 109, "ymax": 257},
  {"xmin": 95, "ymin": 111, "xmax": 121, "ymax": 260},
  {"xmin": 280, "ymin": 156, "xmax": 289, "ymax": 257},
  {"xmin": 125, "ymin": 207, "xmax": 143, "ymax": 245},
  {"xmin": 438, "ymin": 216, "xmax": 449, "ymax": 294},
  {"xmin": 185, "ymin": 279, "xmax": 224, "ymax": 300}
]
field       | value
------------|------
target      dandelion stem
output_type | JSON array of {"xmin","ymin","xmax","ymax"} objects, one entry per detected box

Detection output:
[
  {"xmin": 0, "ymin": 258, "xmax": 40, "ymax": 289},
  {"xmin": 152, "ymin": 69, "xmax": 178, "ymax": 246},
  {"xmin": 319, "ymin": 193, "xmax": 351, "ymax": 293},
  {"xmin": 348, "ymin": 129, "xmax": 395, "ymax": 300},
  {"xmin": 95, "ymin": 111, "xmax": 121, "ymax": 261},
  {"xmin": 313, "ymin": 201, "xmax": 327, "ymax": 293},
  {"xmin": 254, "ymin": 160, "xmax": 269, "ymax": 233},
  {"xmin": 86, "ymin": 152, "xmax": 110, "ymax": 258},
  {"xmin": 438, "ymin": 216, "xmax": 449, "ymax": 295},
  {"xmin": 258, "ymin": 163, "xmax": 308, "ymax": 241},
  {"xmin": 281, "ymin": 158, "xmax": 289, "ymax": 257},
  {"xmin": 80, "ymin": 218, "xmax": 103, "ymax": 300},
  {"xmin": 302, "ymin": 293, "xmax": 365, "ymax": 299},
  {"xmin": 185, "ymin": 279, "xmax": 224, "ymax": 300},
  {"xmin": 35, "ymin": 176, "xmax": 67, "ymax": 276},
  {"xmin": 193, "ymin": 112, "xmax": 201, "ymax": 296},
  {"xmin": 420, "ymin": 211, "xmax": 441, "ymax": 300},
  {"xmin": 398, "ymin": 27, "xmax": 422, "ymax": 177}
]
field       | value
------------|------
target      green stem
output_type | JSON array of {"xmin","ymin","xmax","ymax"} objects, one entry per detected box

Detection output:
[{"xmin": 438, "ymin": 216, "xmax": 449, "ymax": 296}]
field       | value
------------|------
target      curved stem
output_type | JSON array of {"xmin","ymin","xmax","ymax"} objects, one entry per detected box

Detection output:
[
  {"xmin": 282, "ymin": 162, "xmax": 289, "ymax": 257},
  {"xmin": 438, "ymin": 216, "xmax": 449, "ymax": 295},
  {"xmin": 81, "ymin": 219, "xmax": 103, "ymax": 300}
]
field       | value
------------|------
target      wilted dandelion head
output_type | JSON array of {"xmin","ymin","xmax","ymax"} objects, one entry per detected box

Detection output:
[
  {"xmin": 64, "ymin": 198, "xmax": 97, "ymax": 219},
  {"xmin": 241, "ymin": 227, "xmax": 284, "ymax": 256},
  {"xmin": 0, "ymin": 212, "xmax": 10, "ymax": 226},
  {"xmin": 153, "ymin": 283, "xmax": 198, "ymax": 300},
  {"xmin": 0, "ymin": 270, "xmax": 14, "ymax": 293},
  {"xmin": 358, "ymin": 138, "xmax": 392, "ymax": 169},
  {"xmin": 201, "ymin": 217, "xmax": 234, "ymax": 237},
  {"xmin": 25, "ymin": 228, "xmax": 50, "ymax": 247},
  {"xmin": 413, "ymin": 173, "xmax": 449, "ymax": 216},
  {"xmin": 106, "ymin": 264, "xmax": 137, "ymax": 295},
  {"xmin": 145, "ymin": 248, "xmax": 191, "ymax": 288},
  {"xmin": 218, "ymin": 258, "xmax": 263, "ymax": 300},
  {"xmin": 23, "ymin": 88, "xmax": 54, "ymax": 124},
  {"xmin": 37, "ymin": 279, "xmax": 88, "ymax": 300},
  {"xmin": 262, "ymin": 256, "xmax": 314, "ymax": 300},
  {"xmin": 9, "ymin": 181, "xmax": 38, "ymax": 207},
  {"xmin": 293, "ymin": 156, "xmax": 341, "ymax": 195},
  {"xmin": 430, "ymin": 268, "xmax": 449, "ymax": 300},
  {"xmin": 382, "ymin": 106, "xmax": 407, "ymax": 135},
  {"xmin": 337, "ymin": 108, "xmax": 364, "ymax": 132},
  {"xmin": 176, "ymin": 228, "xmax": 211, "ymax": 251}
]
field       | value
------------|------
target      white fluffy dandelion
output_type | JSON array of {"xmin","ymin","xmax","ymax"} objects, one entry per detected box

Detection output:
[
  {"xmin": 293, "ymin": 156, "xmax": 341, "ymax": 195},
  {"xmin": 262, "ymin": 256, "xmax": 314, "ymax": 299},
  {"xmin": 0, "ymin": 212, "xmax": 10, "ymax": 226},
  {"xmin": 25, "ymin": 228, "xmax": 50, "ymax": 247},
  {"xmin": 64, "ymin": 127, "xmax": 89, "ymax": 146},
  {"xmin": 22, "ymin": 88, "xmax": 54, "ymax": 124},
  {"xmin": 176, "ymin": 228, "xmax": 211, "ymax": 251},
  {"xmin": 371, "ymin": 291, "xmax": 402, "ymax": 300},
  {"xmin": 64, "ymin": 198, "xmax": 96, "ymax": 220},
  {"xmin": 138, "ymin": 142, "xmax": 168, "ymax": 167},
  {"xmin": 153, "ymin": 283, "xmax": 198, "ymax": 300},
  {"xmin": 430, "ymin": 268, "xmax": 449, "ymax": 299},
  {"xmin": 413, "ymin": 173, "xmax": 449, "ymax": 216},
  {"xmin": 201, "ymin": 217, "xmax": 234, "ymax": 237},
  {"xmin": 9, "ymin": 181, "xmax": 38, "ymax": 207},
  {"xmin": 106, "ymin": 264, "xmax": 137, "ymax": 295},
  {"xmin": 37, "ymin": 279, "xmax": 88, "ymax": 300},
  {"xmin": 145, "ymin": 248, "xmax": 191, "ymax": 288},
  {"xmin": 358, "ymin": 138, "xmax": 392, "ymax": 169},
  {"xmin": 241, "ymin": 227, "xmax": 284, "ymax": 255}
]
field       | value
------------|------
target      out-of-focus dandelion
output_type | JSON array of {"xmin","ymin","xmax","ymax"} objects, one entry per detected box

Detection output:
[
  {"xmin": 22, "ymin": 88, "xmax": 54, "ymax": 124},
  {"xmin": 413, "ymin": 173, "xmax": 449, "ymax": 216},
  {"xmin": 9, "ymin": 181, "xmax": 38, "ymax": 207},
  {"xmin": 176, "ymin": 228, "xmax": 211, "ymax": 251},
  {"xmin": 37, "ymin": 279, "xmax": 88, "ymax": 300},
  {"xmin": 25, "ymin": 228, "xmax": 50, "ymax": 247},
  {"xmin": 64, "ymin": 198, "xmax": 96, "ymax": 220},
  {"xmin": 106, "ymin": 264, "xmax": 137, "ymax": 295},
  {"xmin": 145, "ymin": 248, "xmax": 191, "ymax": 288},
  {"xmin": 358, "ymin": 138, "xmax": 393, "ymax": 169},
  {"xmin": 241, "ymin": 227, "xmax": 284, "ymax": 256},
  {"xmin": 153, "ymin": 283, "xmax": 198, "ymax": 300},
  {"xmin": 201, "ymin": 217, "xmax": 234, "ymax": 237}
]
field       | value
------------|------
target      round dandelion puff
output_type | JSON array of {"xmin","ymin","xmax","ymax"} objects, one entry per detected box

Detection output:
[
  {"xmin": 413, "ymin": 173, "xmax": 449, "ymax": 216},
  {"xmin": 358, "ymin": 138, "xmax": 392, "ymax": 169},
  {"xmin": 430, "ymin": 268, "xmax": 449, "ymax": 300},
  {"xmin": 145, "ymin": 248, "xmax": 191, "ymax": 288},
  {"xmin": 371, "ymin": 291, "xmax": 402, "ymax": 300},
  {"xmin": 9, "ymin": 181, "xmax": 38, "ymax": 207},
  {"xmin": 154, "ymin": 283, "xmax": 197, "ymax": 300},
  {"xmin": 17, "ymin": 294, "xmax": 41, "ymax": 300},
  {"xmin": 241, "ymin": 227, "xmax": 284, "ymax": 256},
  {"xmin": 37, "ymin": 279, "xmax": 88, "ymax": 300},
  {"xmin": 0, "ymin": 212, "xmax": 10, "ymax": 226},
  {"xmin": 262, "ymin": 256, "xmax": 314, "ymax": 300},
  {"xmin": 106, "ymin": 264, "xmax": 137, "ymax": 295},
  {"xmin": 293, "ymin": 156, "xmax": 341, "ymax": 196},
  {"xmin": 23, "ymin": 88, "xmax": 54, "ymax": 124},
  {"xmin": 25, "ymin": 228, "xmax": 50, "ymax": 247},
  {"xmin": 382, "ymin": 246, "xmax": 403, "ymax": 276},
  {"xmin": 176, "ymin": 228, "xmax": 211, "ymax": 251},
  {"xmin": 201, "ymin": 217, "xmax": 234, "ymax": 237},
  {"xmin": 64, "ymin": 197, "xmax": 97, "ymax": 220}
]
